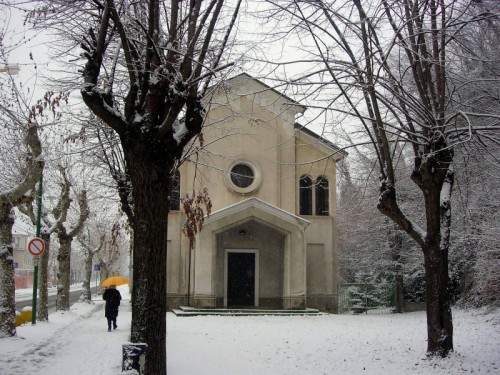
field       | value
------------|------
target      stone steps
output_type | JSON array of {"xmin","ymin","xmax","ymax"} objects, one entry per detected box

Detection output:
[{"xmin": 172, "ymin": 306, "xmax": 323, "ymax": 317}]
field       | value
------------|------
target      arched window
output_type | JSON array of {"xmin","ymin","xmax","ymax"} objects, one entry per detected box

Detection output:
[
  {"xmin": 299, "ymin": 175, "xmax": 313, "ymax": 215},
  {"xmin": 315, "ymin": 175, "xmax": 329, "ymax": 216},
  {"xmin": 169, "ymin": 170, "xmax": 181, "ymax": 211}
]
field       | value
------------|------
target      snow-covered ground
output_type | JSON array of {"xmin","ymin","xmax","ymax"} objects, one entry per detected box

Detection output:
[{"xmin": 2, "ymin": 285, "xmax": 499, "ymax": 375}]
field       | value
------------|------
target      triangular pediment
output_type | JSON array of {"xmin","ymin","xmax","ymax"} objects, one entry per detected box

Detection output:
[
  {"xmin": 208, "ymin": 73, "xmax": 306, "ymax": 118},
  {"xmin": 205, "ymin": 197, "xmax": 310, "ymax": 233}
]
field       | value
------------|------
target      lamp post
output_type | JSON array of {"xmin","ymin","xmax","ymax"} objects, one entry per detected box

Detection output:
[{"xmin": 0, "ymin": 64, "xmax": 20, "ymax": 74}]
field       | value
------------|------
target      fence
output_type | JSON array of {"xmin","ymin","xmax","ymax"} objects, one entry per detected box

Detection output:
[{"xmin": 338, "ymin": 281, "xmax": 396, "ymax": 314}]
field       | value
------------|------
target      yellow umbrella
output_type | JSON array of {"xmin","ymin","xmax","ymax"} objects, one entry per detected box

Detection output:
[{"xmin": 101, "ymin": 275, "xmax": 129, "ymax": 287}]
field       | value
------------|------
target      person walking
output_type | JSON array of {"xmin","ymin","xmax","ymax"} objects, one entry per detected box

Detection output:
[{"xmin": 103, "ymin": 284, "xmax": 122, "ymax": 332}]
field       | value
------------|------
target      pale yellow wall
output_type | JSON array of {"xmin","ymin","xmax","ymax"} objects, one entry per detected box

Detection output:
[
  {"xmin": 167, "ymin": 74, "xmax": 341, "ymax": 310},
  {"xmin": 295, "ymin": 136, "xmax": 338, "ymax": 216},
  {"xmin": 183, "ymin": 77, "xmax": 302, "ymax": 214}
]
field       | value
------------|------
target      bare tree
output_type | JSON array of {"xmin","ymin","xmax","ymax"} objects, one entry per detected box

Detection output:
[
  {"xmin": 262, "ymin": 0, "xmax": 500, "ymax": 357},
  {"xmin": 19, "ymin": 167, "xmax": 72, "ymax": 321},
  {"xmin": 0, "ymin": 42, "xmax": 68, "ymax": 334},
  {"xmin": 0, "ymin": 124, "xmax": 43, "ymax": 338},
  {"xmin": 51, "ymin": 166, "xmax": 89, "ymax": 310},
  {"xmin": 0, "ymin": 69, "xmax": 43, "ymax": 336},
  {"xmin": 27, "ymin": 1, "xmax": 243, "ymax": 372},
  {"xmin": 78, "ymin": 231, "xmax": 105, "ymax": 303}
]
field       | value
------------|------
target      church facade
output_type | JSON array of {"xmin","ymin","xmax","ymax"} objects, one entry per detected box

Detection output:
[{"xmin": 166, "ymin": 73, "xmax": 346, "ymax": 312}]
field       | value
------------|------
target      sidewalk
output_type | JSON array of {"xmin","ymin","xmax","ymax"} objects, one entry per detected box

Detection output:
[{"xmin": 3, "ymin": 287, "xmax": 132, "ymax": 375}]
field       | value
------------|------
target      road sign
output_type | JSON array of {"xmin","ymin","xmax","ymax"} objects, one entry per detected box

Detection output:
[
  {"xmin": 27, "ymin": 237, "xmax": 45, "ymax": 256},
  {"xmin": 94, "ymin": 264, "xmax": 100, "ymax": 271},
  {"xmin": 13, "ymin": 262, "xmax": 18, "ymax": 268}
]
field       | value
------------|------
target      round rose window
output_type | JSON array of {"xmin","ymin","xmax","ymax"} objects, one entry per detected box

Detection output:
[
  {"xmin": 230, "ymin": 163, "xmax": 254, "ymax": 188},
  {"xmin": 225, "ymin": 159, "xmax": 262, "ymax": 194}
]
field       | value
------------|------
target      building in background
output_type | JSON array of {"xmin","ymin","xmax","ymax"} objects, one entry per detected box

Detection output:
[{"xmin": 12, "ymin": 219, "xmax": 35, "ymax": 289}]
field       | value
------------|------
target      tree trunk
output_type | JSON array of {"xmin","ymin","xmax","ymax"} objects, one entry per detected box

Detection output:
[
  {"xmin": 421, "ymin": 174, "xmax": 454, "ymax": 356},
  {"xmin": 0, "ymin": 202, "xmax": 16, "ymax": 338},
  {"xmin": 56, "ymin": 234, "xmax": 72, "ymax": 310},
  {"xmin": 423, "ymin": 240, "xmax": 453, "ymax": 356},
  {"xmin": 80, "ymin": 248, "xmax": 93, "ymax": 302},
  {"xmin": 37, "ymin": 233, "xmax": 51, "ymax": 321},
  {"xmin": 127, "ymin": 150, "xmax": 170, "ymax": 375}
]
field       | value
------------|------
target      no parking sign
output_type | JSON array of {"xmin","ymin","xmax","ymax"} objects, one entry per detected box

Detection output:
[{"xmin": 27, "ymin": 237, "xmax": 45, "ymax": 256}]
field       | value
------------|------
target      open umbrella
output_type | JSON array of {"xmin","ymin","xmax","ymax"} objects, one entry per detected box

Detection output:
[{"xmin": 101, "ymin": 275, "xmax": 129, "ymax": 287}]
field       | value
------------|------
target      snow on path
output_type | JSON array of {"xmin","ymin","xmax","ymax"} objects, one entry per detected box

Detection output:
[
  {"xmin": 1, "ymin": 292, "xmax": 498, "ymax": 375},
  {"xmin": 2, "ymin": 298, "xmax": 131, "ymax": 375}
]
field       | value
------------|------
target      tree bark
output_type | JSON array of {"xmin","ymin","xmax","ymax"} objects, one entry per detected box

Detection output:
[
  {"xmin": 423, "ymin": 240, "xmax": 453, "ymax": 356},
  {"xmin": 56, "ymin": 234, "xmax": 72, "ymax": 310},
  {"xmin": 55, "ymin": 187, "xmax": 89, "ymax": 311},
  {"xmin": 0, "ymin": 202, "xmax": 16, "ymax": 338},
  {"xmin": 421, "ymin": 177, "xmax": 454, "ymax": 356},
  {"xmin": 126, "ymin": 147, "xmax": 170, "ymax": 375},
  {"xmin": 37, "ymin": 233, "xmax": 51, "ymax": 321},
  {"xmin": 80, "ymin": 247, "xmax": 93, "ymax": 302}
]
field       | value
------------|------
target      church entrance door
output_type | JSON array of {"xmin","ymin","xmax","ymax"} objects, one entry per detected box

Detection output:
[{"xmin": 227, "ymin": 252, "xmax": 256, "ymax": 307}]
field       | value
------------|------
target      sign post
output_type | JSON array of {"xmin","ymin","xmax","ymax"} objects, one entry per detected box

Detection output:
[
  {"xmin": 94, "ymin": 264, "xmax": 100, "ymax": 294},
  {"xmin": 30, "ymin": 175, "xmax": 43, "ymax": 324}
]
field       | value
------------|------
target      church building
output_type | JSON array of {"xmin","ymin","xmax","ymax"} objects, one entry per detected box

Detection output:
[{"xmin": 166, "ymin": 73, "xmax": 346, "ymax": 312}]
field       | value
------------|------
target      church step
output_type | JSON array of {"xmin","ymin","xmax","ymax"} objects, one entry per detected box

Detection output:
[{"xmin": 172, "ymin": 306, "xmax": 323, "ymax": 317}]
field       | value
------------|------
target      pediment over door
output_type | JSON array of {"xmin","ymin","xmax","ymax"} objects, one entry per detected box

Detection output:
[{"xmin": 204, "ymin": 197, "xmax": 310, "ymax": 234}]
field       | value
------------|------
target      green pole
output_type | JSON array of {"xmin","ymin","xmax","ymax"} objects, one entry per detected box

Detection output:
[{"xmin": 31, "ymin": 175, "xmax": 43, "ymax": 325}]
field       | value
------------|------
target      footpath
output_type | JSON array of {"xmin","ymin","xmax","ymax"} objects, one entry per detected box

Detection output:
[{"xmin": 2, "ymin": 291, "xmax": 133, "ymax": 375}]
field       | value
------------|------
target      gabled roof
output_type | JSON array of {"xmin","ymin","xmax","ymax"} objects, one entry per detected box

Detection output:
[
  {"xmin": 211, "ymin": 72, "xmax": 347, "ymax": 160},
  {"xmin": 224, "ymin": 73, "xmax": 307, "ymax": 113},
  {"xmin": 295, "ymin": 123, "xmax": 348, "ymax": 160}
]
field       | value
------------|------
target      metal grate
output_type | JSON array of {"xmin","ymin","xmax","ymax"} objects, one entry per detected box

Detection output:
[{"xmin": 338, "ymin": 281, "xmax": 396, "ymax": 314}]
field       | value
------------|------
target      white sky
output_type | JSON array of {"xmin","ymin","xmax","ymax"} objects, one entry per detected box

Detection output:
[{"xmin": 4, "ymin": 285, "xmax": 500, "ymax": 375}]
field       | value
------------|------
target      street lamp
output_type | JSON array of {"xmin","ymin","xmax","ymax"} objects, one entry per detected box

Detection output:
[{"xmin": 0, "ymin": 64, "xmax": 20, "ymax": 75}]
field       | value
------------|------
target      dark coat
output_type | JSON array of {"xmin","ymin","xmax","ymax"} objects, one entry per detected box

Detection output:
[{"xmin": 103, "ymin": 288, "xmax": 122, "ymax": 318}]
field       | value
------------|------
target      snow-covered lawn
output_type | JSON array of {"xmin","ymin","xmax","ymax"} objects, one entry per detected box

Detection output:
[{"xmin": 2, "ymin": 285, "xmax": 499, "ymax": 374}]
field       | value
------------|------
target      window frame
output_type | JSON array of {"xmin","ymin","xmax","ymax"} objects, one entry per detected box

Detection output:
[
  {"xmin": 299, "ymin": 175, "xmax": 313, "ymax": 215},
  {"xmin": 315, "ymin": 175, "xmax": 329, "ymax": 216}
]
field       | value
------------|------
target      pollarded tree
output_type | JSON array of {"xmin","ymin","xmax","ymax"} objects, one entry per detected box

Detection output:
[
  {"xmin": 32, "ymin": 1, "xmax": 243, "ymax": 372},
  {"xmin": 0, "ymin": 48, "xmax": 67, "ymax": 335},
  {"xmin": 0, "ymin": 124, "xmax": 43, "ymax": 338},
  {"xmin": 0, "ymin": 70, "xmax": 44, "ymax": 336},
  {"xmin": 19, "ymin": 165, "xmax": 74, "ymax": 321},
  {"xmin": 262, "ymin": 0, "xmax": 500, "ymax": 357},
  {"xmin": 52, "ymin": 166, "xmax": 89, "ymax": 311},
  {"xmin": 78, "ymin": 231, "xmax": 105, "ymax": 303}
]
